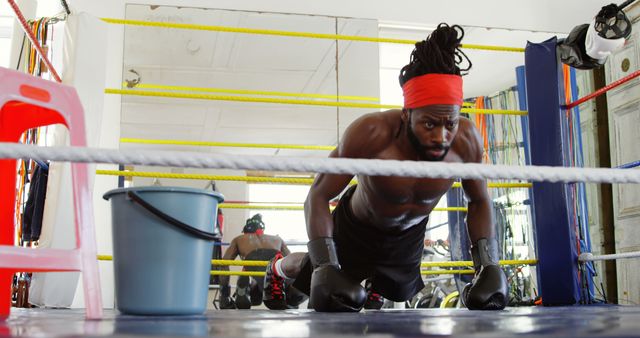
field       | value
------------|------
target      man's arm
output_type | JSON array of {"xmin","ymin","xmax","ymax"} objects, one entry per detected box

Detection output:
[
  {"xmin": 304, "ymin": 112, "xmax": 391, "ymax": 312},
  {"xmin": 304, "ymin": 160, "xmax": 353, "ymax": 239},
  {"xmin": 222, "ymin": 238, "xmax": 240, "ymax": 260},
  {"xmin": 458, "ymin": 119, "xmax": 507, "ymax": 311},
  {"xmin": 219, "ymin": 238, "xmax": 239, "ymax": 287},
  {"xmin": 279, "ymin": 237, "xmax": 291, "ymax": 256},
  {"xmin": 462, "ymin": 178, "xmax": 494, "ymax": 241},
  {"xmin": 459, "ymin": 119, "xmax": 494, "ymax": 241},
  {"xmin": 304, "ymin": 112, "xmax": 391, "ymax": 239}
]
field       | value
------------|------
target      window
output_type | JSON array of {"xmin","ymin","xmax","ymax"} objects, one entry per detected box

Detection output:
[{"xmin": 248, "ymin": 183, "xmax": 310, "ymax": 252}]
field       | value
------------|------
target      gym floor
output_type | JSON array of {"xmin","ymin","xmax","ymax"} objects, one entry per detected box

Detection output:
[{"xmin": 2, "ymin": 305, "xmax": 640, "ymax": 337}]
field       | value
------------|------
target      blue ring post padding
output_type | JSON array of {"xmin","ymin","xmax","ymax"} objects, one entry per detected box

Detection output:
[
  {"xmin": 525, "ymin": 37, "xmax": 581, "ymax": 305},
  {"xmin": 515, "ymin": 66, "xmax": 531, "ymax": 166}
]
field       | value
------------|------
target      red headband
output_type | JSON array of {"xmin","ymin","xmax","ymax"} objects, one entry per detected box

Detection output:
[{"xmin": 402, "ymin": 73, "xmax": 463, "ymax": 108}]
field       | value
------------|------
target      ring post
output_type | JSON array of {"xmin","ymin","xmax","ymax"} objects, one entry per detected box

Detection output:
[{"xmin": 525, "ymin": 37, "xmax": 582, "ymax": 305}]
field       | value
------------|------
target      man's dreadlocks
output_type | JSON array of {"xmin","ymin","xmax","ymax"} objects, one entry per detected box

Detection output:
[{"xmin": 399, "ymin": 23, "xmax": 472, "ymax": 87}]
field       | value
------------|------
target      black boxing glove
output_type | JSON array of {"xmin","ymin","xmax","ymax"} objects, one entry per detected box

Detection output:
[
  {"xmin": 308, "ymin": 237, "xmax": 366, "ymax": 312},
  {"xmin": 462, "ymin": 238, "xmax": 508, "ymax": 310}
]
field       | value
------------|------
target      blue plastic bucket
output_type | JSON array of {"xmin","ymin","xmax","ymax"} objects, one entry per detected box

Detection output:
[{"xmin": 103, "ymin": 186, "xmax": 224, "ymax": 315}]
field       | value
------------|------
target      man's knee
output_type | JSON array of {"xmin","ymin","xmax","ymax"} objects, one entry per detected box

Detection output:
[{"xmin": 281, "ymin": 252, "xmax": 307, "ymax": 278}]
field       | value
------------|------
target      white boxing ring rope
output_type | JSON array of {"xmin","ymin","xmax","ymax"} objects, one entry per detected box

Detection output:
[
  {"xmin": 2, "ymin": 143, "xmax": 640, "ymax": 184},
  {"xmin": 2, "ymin": 142, "xmax": 640, "ymax": 262},
  {"xmin": 579, "ymin": 251, "xmax": 640, "ymax": 262}
]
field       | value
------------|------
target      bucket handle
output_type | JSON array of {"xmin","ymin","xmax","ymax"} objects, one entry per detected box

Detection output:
[{"xmin": 127, "ymin": 191, "xmax": 220, "ymax": 241}]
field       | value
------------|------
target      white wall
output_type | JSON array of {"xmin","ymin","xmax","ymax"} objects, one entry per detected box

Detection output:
[{"xmin": 68, "ymin": 0, "xmax": 608, "ymax": 34}]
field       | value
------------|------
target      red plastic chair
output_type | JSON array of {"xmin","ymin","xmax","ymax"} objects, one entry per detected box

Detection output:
[{"xmin": 0, "ymin": 67, "xmax": 102, "ymax": 319}]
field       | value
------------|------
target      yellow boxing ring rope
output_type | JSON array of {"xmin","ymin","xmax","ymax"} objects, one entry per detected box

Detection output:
[
  {"xmin": 121, "ymin": 83, "xmax": 475, "ymax": 106},
  {"xmin": 208, "ymin": 270, "xmax": 477, "ymax": 276},
  {"xmin": 124, "ymin": 83, "xmax": 381, "ymax": 102},
  {"xmin": 118, "ymin": 138, "xmax": 532, "ymax": 157},
  {"xmin": 220, "ymin": 203, "xmax": 468, "ymax": 213},
  {"xmin": 120, "ymin": 138, "xmax": 337, "ymax": 151},
  {"xmin": 97, "ymin": 256, "xmax": 536, "ymax": 276},
  {"xmin": 105, "ymin": 88, "xmax": 528, "ymax": 116},
  {"xmin": 95, "ymin": 169, "xmax": 532, "ymax": 189},
  {"xmin": 101, "ymin": 18, "xmax": 525, "ymax": 52}
]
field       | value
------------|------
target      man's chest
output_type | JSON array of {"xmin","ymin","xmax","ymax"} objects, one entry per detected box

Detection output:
[
  {"xmin": 362, "ymin": 176, "xmax": 454, "ymax": 205},
  {"xmin": 364, "ymin": 146, "xmax": 464, "ymax": 205}
]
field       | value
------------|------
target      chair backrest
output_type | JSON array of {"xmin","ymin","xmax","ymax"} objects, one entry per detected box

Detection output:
[
  {"xmin": 0, "ymin": 67, "xmax": 90, "ymax": 247},
  {"xmin": 0, "ymin": 67, "xmax": 87, "ymax": 146}
]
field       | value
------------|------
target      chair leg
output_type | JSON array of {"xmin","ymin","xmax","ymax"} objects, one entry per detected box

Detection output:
[
  {"xmin": 81, "ymin": 255, "xmax": 103, "ymax": 319},
  {"xmin": 0, "ymin": 272, "xmax": 12, "ymax": 320},
  {"xmin": 0, "ymin": 148, "xmax": 18, "ymax": 320}
]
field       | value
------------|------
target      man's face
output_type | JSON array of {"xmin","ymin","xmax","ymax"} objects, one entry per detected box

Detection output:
[{"xmin": 405, "ymin": 104, "xmax": 461, "ymax": 161}]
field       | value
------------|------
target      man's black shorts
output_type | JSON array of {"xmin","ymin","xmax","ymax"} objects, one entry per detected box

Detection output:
[{"xmin": 293, "ymin": 185, "xmax": 428, "ymax": 302}]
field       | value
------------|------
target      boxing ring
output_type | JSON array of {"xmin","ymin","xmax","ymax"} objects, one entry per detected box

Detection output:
[{"xmin": 3, "ymin": 1, "xmax": 640, "ymax": 337}]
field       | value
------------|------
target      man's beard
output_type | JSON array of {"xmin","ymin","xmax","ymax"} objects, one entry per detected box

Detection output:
[{"xmin": 407, "ymin": 125, "xmax": 449, "ymax": 161}]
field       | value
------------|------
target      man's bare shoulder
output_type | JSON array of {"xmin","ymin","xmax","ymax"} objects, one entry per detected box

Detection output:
[
  {"xmin": 453, "ymin": 117, "xmax": 483, "ymax": 163},
  {"xmin": 338, "ymin": 110, "xmax": 401, "ymax": 158},
  {"xmin": 262, "ymin": 234, "xmax": 281, "ymax": 241}
]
